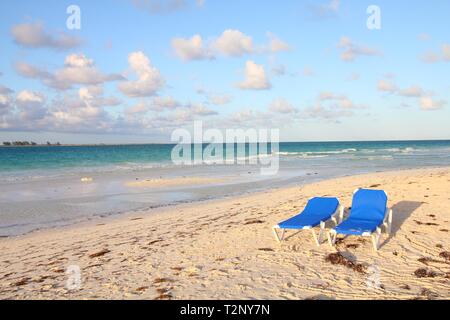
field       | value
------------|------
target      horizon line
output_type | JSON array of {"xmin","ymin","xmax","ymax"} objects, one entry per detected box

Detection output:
[{"xmin": 2, "ymin": 138, "xmax": 450, "ymax": 147}]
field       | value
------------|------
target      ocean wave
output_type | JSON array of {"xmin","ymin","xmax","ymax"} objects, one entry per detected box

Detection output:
[
  {"xmin": 275, "ymin": 148, "xmax": 357, "ymax": 157},
  {"xmin": 367, "ymin": 155, "xmax": 394, "ymax": 161}
]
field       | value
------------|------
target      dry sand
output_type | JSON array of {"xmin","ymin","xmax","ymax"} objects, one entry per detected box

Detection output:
[{"xmin": 0, "ymin": 167, "xmax": 449, "ymax": 299}]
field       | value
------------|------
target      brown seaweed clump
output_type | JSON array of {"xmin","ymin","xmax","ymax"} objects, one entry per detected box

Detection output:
[
  {"xmin": 439, "ymin": 251, "xmax": 450, "ymax": 261},
  {"xmin": 325, "ymin": 252, "xmax": 367, "ymax": 274},
  {"xmin": 414, "ymin": 268, "xmax": 438, "ymax": 278},
  {"xmin": 88, "ymin": 249, "xmax": 110, "ymax": 258}
]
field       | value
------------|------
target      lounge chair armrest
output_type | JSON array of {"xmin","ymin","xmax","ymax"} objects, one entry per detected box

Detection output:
[
  {"xmin": 331, "ymin": 205, "xmax": 344, "ymax": 225},
  {"xmin": 383, "ymin": 208, "xmax": 393, "ymax": 234},
  {"xmin": 339, "ymin": 205, "xmax": 345, "ymax": 223}
]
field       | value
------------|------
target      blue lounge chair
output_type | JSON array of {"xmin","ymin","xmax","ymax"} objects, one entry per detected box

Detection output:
[
  {"xmin": 273, "ymin": 197, "xmax": 342, "ymax": 245},
  {"xmin": 327, "ymin": 189, "xmax": 393, "ymax": 251}
]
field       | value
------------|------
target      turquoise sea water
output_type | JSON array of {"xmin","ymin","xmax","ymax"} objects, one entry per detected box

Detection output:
[
  {"xmin": 1, "ymin": 140, "xmax": 450, "ymax": 174},
  {"xmin": 0, "ymin": 140, "xmax": 449, "ymax": 236}
]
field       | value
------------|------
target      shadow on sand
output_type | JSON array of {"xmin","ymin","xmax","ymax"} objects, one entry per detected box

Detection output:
[{"xmin": 381, "ymin": 200, "xmax": 424, "ymax": 248}]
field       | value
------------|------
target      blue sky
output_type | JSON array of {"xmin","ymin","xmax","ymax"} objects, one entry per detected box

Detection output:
[{"xmin": 0, "ymin": 0, "xmax": 449, "ymax": 143}]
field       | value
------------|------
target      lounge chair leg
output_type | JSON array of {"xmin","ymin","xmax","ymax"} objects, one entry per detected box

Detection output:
[
  {"xmin": 386, "ymin": 209, "xmax": 392, "ymax": 235},
  {"xmin": 272, "ymin": 227, "xmax": 281, "ymax": 242},
  {"xmin": 338, "ymin": 205, "xmax": 344, "ymax": 224},
  {"xmin": 310, "ymin": 225, "xmax": 324, "ymax": 246},
  {"xmin": 371, "ymin": 227, "xmax": 382, "ymax": 251},
  {"xmin": 317, "ymin": 221, "xmax": 325, "ymax": 245},
  {"xmin": 327, "ymin": 230, "xmax": 337, "ymax": 247}
]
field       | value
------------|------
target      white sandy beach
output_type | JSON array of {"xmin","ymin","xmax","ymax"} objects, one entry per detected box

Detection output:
[{"xmin": 0, "ymin": 167, "xmax": 449, "ymax": 300}]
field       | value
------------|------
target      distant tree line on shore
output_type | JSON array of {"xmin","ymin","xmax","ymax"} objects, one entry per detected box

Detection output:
[{"xmin": 2, "ymin": 141, "xmax": 61, "ymax": 146}]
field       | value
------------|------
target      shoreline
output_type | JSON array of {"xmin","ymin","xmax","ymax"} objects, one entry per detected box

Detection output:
[
  {"xmin": 0, "ymin": 167, "xmax": 449, "ymax": 299},
  {"xmin": 0, "ymin": 165, "xmax": 447, "ymax": 240}
]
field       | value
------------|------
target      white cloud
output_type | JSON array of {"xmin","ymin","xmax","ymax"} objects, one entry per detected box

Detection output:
[
  {"xmin": 337, "ymin": 37, "xmax": 382, "ymax": 62},
  {"xmin": 125, "ymin": 97, "xmax": 182, "ymax": 115},
  {"xmin": 11, "ymin": 21, "xmax": 82, "ymax": 50},
  {"xmin": 151, "ymin": 96, "xmax": 181, "ymax": 110},
  {"xmin": 268, "ymin": 98, "xmax": 297, "ymax": 114},
  {"xmin": 188, "ymin": 103, "xmax": 218, "ymax": 116},
  {"xmin": 309, "ymin": 0, "xmax": 340, "ymax": 18},
  {"xmin": 317, "ymin": 91, "xmax": 363, "ymax": 110},
  {"xmin": 171, "ymin": 35, "xmax": 213, "ymax": 61},
  {"xmin": 0, "ymin": 94, "xmax": 12, "ymax": 116},
  {"xmin": 376, "ymin": 78, "xmax": 446, "ymax": 111},
  {"xmin": 52, "ymin": 54, "xmax": 122, "ymax": 89},
  {"xmin": 271, "ymin": 64, "xmax": 296, "ymax": 77},
  {"xmin": 321, "ymin": 0, "xmax": 340, "ymax": 13},
  {"xmin": 130, "ymin": 0, "xmax": 187, "ymax": 14},
  {"xmin": 15, "ymin": 54, "xmax": 123, "ymax": 90},
  {"xmin": 206, "ymin": 94, "xmax": 232, "ymax": 106},
  {"xmin": 212, "ymin": 29, "xmax": 253, "ymax": 57},
  {"xmin": 420, "ymin": 43, "xmax": 450, "ymax": 63},
  {"xmin": 15, "ymin": 62, "xmax": 52, "ymax": 80},
  {"xmin": 283, "ymin": 91, "xmax": 366, "ymax": 121},
  {"xmin": 126, "ymin": 102, "xmax": 150, "ymax": 115},
  {"xmin": 377, "ymin": 79, "xmax": 397, "ymax": 93},
  {"xmin": 0, "ymin": 85, "xmax": 120, "ymax": 132},
  {"xmin": 0, "ymin": 88, "xmax": 191, "ymax": 134},
  {"xmin": 302, "ymin": 103, "xmax": 353, "ymax": 120},
  {"xmin": 0, "ymin": 86, "xmax": 14, "ymax": 117},
  {"xmin": 160, "ymin": 103, "xmax": 217, "ymax": 124},
  {"xmin": 238, "ymin": 60, "xmax": 271, "ymax": 90},
  {"xmin": 65, "ymin": 54, "xmax": 94, "ymax": 68},
  {"xmin": 266, "ymin": 32, "xmax": 290, "ymax": 53},
  {"xmin": 229, "ymin": 110, "xmax": 256, "ymax": 123},
  {"xmin": 171, "ymin": 29, "xmax": 290, "ymax": 61},
  {"xmin": 378, "ymin": 78, "xmax": 423, "ymax": 97},
  {"xmin": 318, "ymin": 91, "xmax": 339, "ymax": 101},
  {"xmin": 271, "ymin": 64, "xmax": 286, "ymax": 76},
  {"xmin": 118, "ymin": 51, "xmax": 165, "ymax": 97},
  {"xmin": 195, "ymin": 87, "xmax": 232, "ymax": 105},
  {"xmin": 420, "ymin": 51, "xmax": 441, "ymax": 63},
  {"xmin": 339, "ymin": 96, "xmax": 355, "ymax": 109},
  {"xmin": 298, "ymin": 91, "xmax": 365, "ymax": 120},
  {"xmin": 443, "ymin": 44, "xmax": 450, "ymax": 61},
  {"xmin": 16, "ymin": 90, "xmax": 45, "ymax": 104},
  {"xmin": 79, "ymin": 86, "xmax": 101, "ymax": 100},
  {"xmin": 0, "ymin": 85, "xmax": 13, "ymax": 95},
  {"xmin": 50, "ymin": 99, "xmax": 107, "ymax": 129},
  {"xmin": 79, "ymin": 85, "xmax": 121, "ymax": 108},
  {"xmin": 15, "ymin": 90, "xmax": 47, "ymax": 121},
  {"xmin": 398, "ymin": 85, "xmax": 424, "ymax": 97},
  {"xmin": 420, "ymin": 96, "xmax": 446, "ymax": 111}
]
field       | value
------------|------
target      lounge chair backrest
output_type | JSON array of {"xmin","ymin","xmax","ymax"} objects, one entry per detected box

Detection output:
[
  {"xmin": 304, "ymin": 197, "xmax": 339, "ymax": 215},
  {"xmin": 350, "ymin": 189, "xmax": 387, "ymax": 221}
]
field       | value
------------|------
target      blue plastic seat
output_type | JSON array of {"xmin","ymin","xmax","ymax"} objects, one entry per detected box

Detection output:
[
  {"xmin": 273, "ymin": 197, "xmax": 341, "ymax": 245},
  {"xmin": 328, "ymin": 189, "xmax": 392, "ymax": 251}
]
